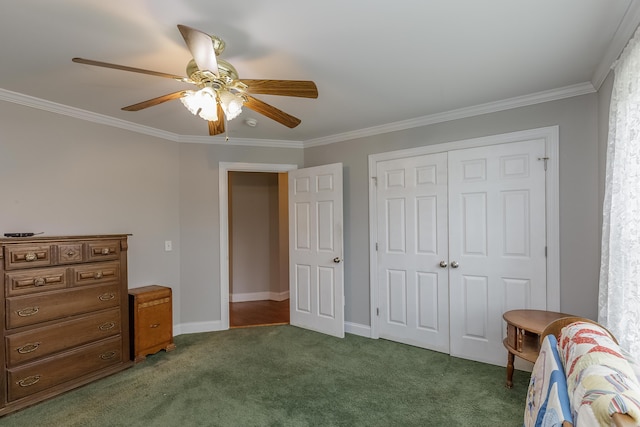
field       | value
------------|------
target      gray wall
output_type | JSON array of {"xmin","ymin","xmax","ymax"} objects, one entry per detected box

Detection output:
[
  {"xmin": 178, "ymin": 143, "xmax": 303, "ymax": 325},
  {"xmin": 0, "ymin": 101, "xmax": 304, "ymax": 331},
  {"xmin": 0, "ymin": 86, "xmax": 609, "ymax": 332},
  {"xmin": 305, "ymin": 93, "xmax": 601, "ymax": 325},
  {"xmin": 0, "ymin": 102, "xmax": 182, "ymax": 324}
]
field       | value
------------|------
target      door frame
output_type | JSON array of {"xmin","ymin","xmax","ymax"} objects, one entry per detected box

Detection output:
[
  {"xmin": 219, "ymin": 162, "xmax": 298, "ymax": 330},
  {"xmin": 367, "ymin": 126, "xmax": 560, "ymax": 339}
]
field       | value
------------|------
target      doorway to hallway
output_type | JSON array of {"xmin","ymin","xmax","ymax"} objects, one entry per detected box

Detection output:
[
  {"xmin": 230, "ymin": 299, "xmax": 290, "ymax": 328},
  {"xmin": 228, "ymin": 170, "xmax": 290, "ymax": 328}
]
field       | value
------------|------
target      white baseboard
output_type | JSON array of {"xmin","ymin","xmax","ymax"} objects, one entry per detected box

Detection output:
[
  {"xmin": 175, "ymin": 318, "xmax": 372, "ymax": 339},
  {"xmin": 345, "ymin": 321, "xmax": 372, "ymax": 338},
  {"xmin": 174, "ymin": 320, "xmax": 225, "ymax": 336},
  {"xmin": 230, "ymin": 290, "xmax": 290, "ymax": 302}
]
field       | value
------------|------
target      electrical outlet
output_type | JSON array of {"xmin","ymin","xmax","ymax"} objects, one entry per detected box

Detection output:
[{"xmin": 164, "ymin": 240, "xmax": 172, "ymax": 251}]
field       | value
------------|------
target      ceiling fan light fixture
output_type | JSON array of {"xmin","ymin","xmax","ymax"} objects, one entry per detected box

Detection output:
[
  {"xmin": 181, "ymin": 87, "xmax": 218, "ymax": 121},
  {"xmin": 218, "ymin": 89, "xmax": 244, "ymax": 120}
]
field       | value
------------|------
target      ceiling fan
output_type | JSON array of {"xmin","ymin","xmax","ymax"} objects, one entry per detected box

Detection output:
[{"xmin": 73, "ymin": 24, "xmax": 318, "ymax": 136}]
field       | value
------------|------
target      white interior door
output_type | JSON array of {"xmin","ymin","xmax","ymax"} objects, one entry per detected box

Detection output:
[
  {"xmin": 289, "ymin": 163, "xmax": 344, "ymax": 338},
  {"xmin": 448, "ymin": 139, "xmax": 547, "ymax": 365},
  {"xmin": 376, "ymin": 153, "xmax": 450, "ymax": 352}
]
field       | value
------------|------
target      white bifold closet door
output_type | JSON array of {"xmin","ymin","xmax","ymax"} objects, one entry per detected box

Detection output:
[{"xmin": 376, "ymin": 139, "xmax": 547, "ymax": 365}]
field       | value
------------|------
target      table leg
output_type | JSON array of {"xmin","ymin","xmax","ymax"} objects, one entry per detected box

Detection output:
[{"xmin": 506, "ymin": 351, "xmax": 515, "ymax": 388}]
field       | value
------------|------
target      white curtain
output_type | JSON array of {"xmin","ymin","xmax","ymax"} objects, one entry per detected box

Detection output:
[{"xmin": 599, "ymin": 26, "xmax": 640, "ymax": 357}]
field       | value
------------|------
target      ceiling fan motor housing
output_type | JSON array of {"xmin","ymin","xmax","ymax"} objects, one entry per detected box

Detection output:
[{"xmin": 186, "ymin": 58, "xmax": 238, "ymax": 90}]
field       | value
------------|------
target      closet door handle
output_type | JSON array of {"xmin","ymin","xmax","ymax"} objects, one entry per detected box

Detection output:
[
  {"xmin": 450, "ymin": 261, "xmax": 459, "ymax": 269},
  {"xmin": 439, "ymin": 261, "xmax": 448, "ymax": 268}
]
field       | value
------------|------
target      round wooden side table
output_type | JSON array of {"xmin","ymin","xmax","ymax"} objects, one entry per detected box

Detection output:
[{"xmin": 502, "ymin": 309, "xmax": 573, "ymax": 388}]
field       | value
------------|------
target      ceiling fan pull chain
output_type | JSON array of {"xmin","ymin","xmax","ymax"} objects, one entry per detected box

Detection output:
[{"xmin": 225, "ymin": 114, "xmax": 229, "ymax": 142}]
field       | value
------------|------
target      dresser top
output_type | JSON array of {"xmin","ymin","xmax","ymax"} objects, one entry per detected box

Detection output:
[{"xmin": 0, "ymin": 234, "xmax": 130, "ymax": 244}]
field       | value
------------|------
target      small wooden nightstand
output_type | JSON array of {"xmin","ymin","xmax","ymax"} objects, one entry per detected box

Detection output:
[
  {"xmin": 502, "ymin": 309, "xmax": 573, "ymax": 388},
  {"xmin": 129, "ymin": 285, "xmax": 176, "ymax": 362}
]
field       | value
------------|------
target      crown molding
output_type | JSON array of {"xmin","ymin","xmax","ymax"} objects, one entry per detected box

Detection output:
[
  {"xmin": 176, "ymin": 134, "xmax": 304, "ymax": 148},
  {"xmin": 2, "ymin": 81, "xmax": 595, "ymax": 150},
  {"xmin": 591, "ymin": 1, "xmax": 640, "ymax": 90},
  {"xmin": 0, "ymin": 87, "xmax": 180, "ymax": 141},
  {"xmin": 0, "ymin": 88, "xmax": 303, "ymax": 148},
  {"xmin": 302, "ymin": 82, "xmax": 595, "ymax": 148}
]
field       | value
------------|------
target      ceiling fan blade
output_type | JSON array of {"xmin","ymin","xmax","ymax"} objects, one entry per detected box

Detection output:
[
  {"xmin": 243, "ymin": 95, "xmax": 302, "ymax": 128},
  {"xmin": 239, "ymin": 79, "xmax": 318, "ymax": 98},
  {"xmin": 121, "ymin": 91, "xmax": 186, "ymax": 111},
  {"xmin": 72, "ymin": 58, "xmax": 187, "ymax": 81},
  {"xmin": 177, "ymin": 24, "xmax": 219, "ymax": 76},
  {"xmin": 209, "ymin": 104, "xmax": 225, "ymax": 135}
]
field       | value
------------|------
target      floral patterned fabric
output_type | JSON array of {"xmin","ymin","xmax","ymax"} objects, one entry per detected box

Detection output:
[
  {"xmin": 523, "ymin": 334, "xmax": 572, "ymax": 427},
  {"xmin": 559, "ymin": 322, "xmax": 640, "ymax": 426}
]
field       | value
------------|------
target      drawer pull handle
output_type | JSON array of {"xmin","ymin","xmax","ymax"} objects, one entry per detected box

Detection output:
[
  {"xmin": 24, "ymin": 252, "xmax": 37, "ymax": 262},
  {"xmin": 99, "ymin": 293, "xmax": 115, "ymax": 301},
  {"xmin": 150, "ymin": 323, "xmax": 160, "ymax": 328},
  {"xmin": 100, "ymin": 351, "xmax": 117, "ymax": 360},
  {"xmin": 16, "ymin": 306, "xmax": 39, "ymax": 317},
  {"xmin": 34, "ymin": 277, "xmax": 45, "ymax": 287},
  {"xmin": 17, "ymin": 342, "xmax": 41, "ymax": 354},
  {"xmin": 66, "ymin": 250, "xmax": 75, "ymax": 257},
  {"xmin": 94, "ymin": 272, "xmax": 103, "ymax": 279},
  {"xmin": 101, "ymin": 248, "xmax": 110, "ymax": 255},
  {"xmin": 99, "ymin": 321, "xmax": 116, "ymax": 331},
  {"xmin": 17, "ymin": 375, "xmax": 41, "ymax": 387}
]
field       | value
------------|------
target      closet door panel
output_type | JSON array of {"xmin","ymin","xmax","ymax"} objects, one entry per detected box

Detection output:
[
  {"xmin": 376, "ymin": 153, "xmax": 450, "ymax": 353},
  {"xmin": 448, "ymin": 139, "xmax": 547, "ymax": 365}
]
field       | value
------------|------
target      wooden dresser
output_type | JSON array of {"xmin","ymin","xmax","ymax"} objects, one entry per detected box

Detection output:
[{"xmin": 0, "ymin": 234, "xmax": 133, "ymax": 416}]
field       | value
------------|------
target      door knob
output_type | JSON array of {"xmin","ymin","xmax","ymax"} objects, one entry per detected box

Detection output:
[
  {"xmin": 333, "ymin": 257, "xmax": 342, "ymax": 263},
  {"xmin": 439, "ymin": 261, "xmax": 448, "ymax": 268},
  {"xmin": 450, "ymin": 261, "xmax": 459, "ymax": 268}
]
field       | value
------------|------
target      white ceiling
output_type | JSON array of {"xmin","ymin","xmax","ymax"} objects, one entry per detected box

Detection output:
[{"xmin": 1, "ymin": 0, "xmax": 639, "ymax": 146}]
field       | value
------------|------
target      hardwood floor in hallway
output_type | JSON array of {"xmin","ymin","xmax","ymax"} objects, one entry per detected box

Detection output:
[{"xmin": 230, "ymin": 299, "xmax": 290, "ymax": 328}]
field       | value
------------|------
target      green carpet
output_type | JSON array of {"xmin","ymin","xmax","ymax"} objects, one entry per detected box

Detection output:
[{"xmin": 2, "ymin": 325, "xmax": 529, "ymax": 426}]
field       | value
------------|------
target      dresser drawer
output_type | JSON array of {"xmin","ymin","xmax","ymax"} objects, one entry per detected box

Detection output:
[
  {"xmin": 86, "ymin": 240, "xmax": 120, "ymax": 262},
  {"xmin": 6, "ymin": 308, "xmax": 121, "ymax": 366},
  {"xmin": 5, "ymin": 267, "xmax": 68, "ymax": 297},
  {"xmin": 6, "ymin": 284, "xmax": 120, "ymax": 329},
  {"xmin": 7, "ymin": 336, "xmax": 123, "ymax": 402},
  {"xmin": 57, "ymin": 243, "xmax": 83, "ymax": 264},
  {"xmin": 72, "ymin": 262, "xmax": 120, "ymax": 287},
  {"xmin": 4, "ymin": 244, "xmax": 53, "ymax": 271}
]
